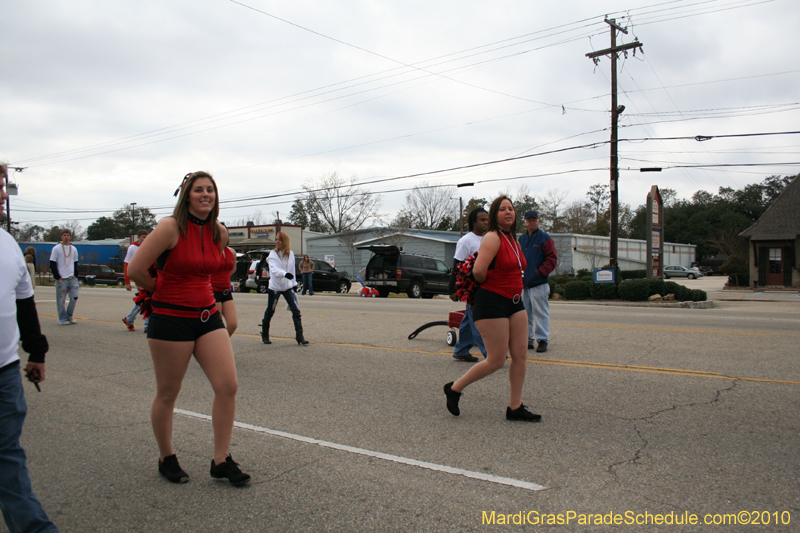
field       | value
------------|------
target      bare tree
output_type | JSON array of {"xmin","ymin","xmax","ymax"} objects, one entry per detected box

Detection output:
[
  {"xmin": 585, "ymin": 184, "xmax": 610, "ymax": 222},
  {"xmin": 538, "ymin": 189, "xmax": 568, "ymax": 233},
  {"xmin": 562, "ymin": 200, "xmax": 594, "ymax": 234},
  {"xmin": 303, "ymin": 172, "xmax": 381, "ymax": 233},
  {"xmin": 226, "ymin": 210, "xmax": 270, "ymax": 227},
  {"xmin": 396, "ymin": 182, "xmax": 456, "ymax": 230}
]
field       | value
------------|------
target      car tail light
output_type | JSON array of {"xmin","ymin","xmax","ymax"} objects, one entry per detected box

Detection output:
[
  {"xmin": 248, "ymin": 270, "xmax": 255, "ymax": 274},
  {"xmin": 396, "ymin": 269, "xmax": 402, "ymax": 279}
]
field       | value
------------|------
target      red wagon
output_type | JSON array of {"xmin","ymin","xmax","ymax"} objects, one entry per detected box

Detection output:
[{"xmin": 407, "ymin": 309, "xmax": 466, "ymax": 346}]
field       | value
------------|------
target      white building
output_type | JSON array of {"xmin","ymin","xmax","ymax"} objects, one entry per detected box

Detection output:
[{"xmin": 551, "ymin": 233, "xmax": 696, "ymax": 274}]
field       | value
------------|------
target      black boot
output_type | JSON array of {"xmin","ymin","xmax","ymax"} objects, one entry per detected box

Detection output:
[
  {"xmin": 261, "ymin": 321, "xmax": 271, "ymax": 344},
  {"xmin": 293, "ymin": 316, "xmax": 309, "ymax": 346}
]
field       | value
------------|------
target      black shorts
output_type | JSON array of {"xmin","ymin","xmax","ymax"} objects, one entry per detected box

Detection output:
[
  {"xmin": 214, "ymin": 289, "xmax": 234, "ymax": 303},
  {"xmin": 147, "ymin": 311, "xmax": 225, "ymax": 342},
  {"xmin": 472, "ymin": 287, "xmax": 525, "ymax": 321}
]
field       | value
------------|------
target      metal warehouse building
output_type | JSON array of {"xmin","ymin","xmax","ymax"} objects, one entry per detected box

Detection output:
[{"xmin": 305, "ymin": 227, "xmax": 696, "ymax": 280}]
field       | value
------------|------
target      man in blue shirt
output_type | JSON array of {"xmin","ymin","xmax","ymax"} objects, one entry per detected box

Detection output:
[{"xmin": 518, "ymin": 210, "xmax": 557, "ymax": 353}]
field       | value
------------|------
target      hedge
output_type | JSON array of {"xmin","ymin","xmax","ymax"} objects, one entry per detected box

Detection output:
[
  {"xmin": 647, "ymin": 278, "xmax": 667, "ymax": 297},
  {"xmin": 564, "ymin": 280, "xmax": 590, "ymax": 300},
  {"xmin": 590, "ymin": 282, "xmax": 617, "ymax": 300},
  {"xmin": 617, "ymin": 279, "xmax": 651, "ymax": 301}
]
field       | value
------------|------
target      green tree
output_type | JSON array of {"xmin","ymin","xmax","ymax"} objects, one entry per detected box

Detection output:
[
  {"xmin": 87, "ymin": 217, "xmax": 122, "ymax": 240},
  {"xmin": 112, "ymin": 205, "xmax": 156, "ymax": 234},
  {"xmin": 288, "ymin": 198, "xmax": 326, "ymax": 232}
]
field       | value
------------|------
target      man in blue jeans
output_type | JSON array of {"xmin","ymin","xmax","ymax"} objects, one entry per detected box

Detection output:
[
  {"xmin": 448, "ymin": 208, "xmax": 489, "ymax": 362},
  {"xmin": 519, "ymin": 210, "xmax": 557, "ymax": 353},
  {"xmin": 0, "ymin": 169, "xmax": 59, "ymax": 533},
  {"xmin": 49, "ymin": 229, "xmax": 79, "ymax": 326}
]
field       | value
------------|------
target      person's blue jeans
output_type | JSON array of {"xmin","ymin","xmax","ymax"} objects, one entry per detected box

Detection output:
[
  {"xmin": 0, "ymin": 366, "xmax": 59, "ymax": 533},
  {"xmin": 301, "ymin": 273, "xmax": 314, "ymax": 295},
  {"xmin": 125, "ymin": 303, "xmax": 149, "ymax": 329},
  {"xmin": 55, "ymin": 278, "xmax": 79, "ymax": 324},
  {"xmin": 452, "ymin": 305, "xmax": 487, "ymax": 358},
  {"xmin": 522, "ymin": 283, "xmax": 550, "ymax": 343}
]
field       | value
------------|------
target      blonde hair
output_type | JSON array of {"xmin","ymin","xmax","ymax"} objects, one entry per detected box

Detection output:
[
  {"xmin": 172, "ymin": 171, "xmax": 221, "ymax": 244},
  {"xmin": 276, "ymin": 231, "xmax": 291, "ymax": 255}
]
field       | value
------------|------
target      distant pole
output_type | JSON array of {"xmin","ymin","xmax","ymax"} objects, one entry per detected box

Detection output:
[
  {"xmin": 3, "ymin": 168, "xmax": 9, "ymax": 233},
  {"xmin": 130, "ymin": 202, "xmax": 137, "ymax": 235},
  {"xmin": 459, "ymin": 197, "xmax": 464, "ymax": 237},
  {"xmin": 586, "ymin": 19, "xmax": 642, "ymax": 283},
  {"xmin": 456, "ymin": 182, "xmax": 474, "ymax": 238}
]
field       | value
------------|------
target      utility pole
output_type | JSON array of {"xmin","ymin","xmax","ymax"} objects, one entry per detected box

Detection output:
[
  {"xmin": 5, "ymin": 167, "xmax": 24, "ymax": 234},
  {"xmin": 586, "ymin": 19, "xmax": 641, "ymax": 282},
  {"xmin": 130, "ymin": 202, "xmax": 137, "ymax": 235}
]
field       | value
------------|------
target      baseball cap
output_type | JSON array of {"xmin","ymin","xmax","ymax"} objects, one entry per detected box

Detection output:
[{"xmin": 524, "ymin": 210, "xmax": 539, "ymax": 220}]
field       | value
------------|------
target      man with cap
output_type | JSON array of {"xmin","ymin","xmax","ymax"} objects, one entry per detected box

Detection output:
[{"xmin": 518, "ymin": 210, "xmax": 557, "ymax": 353}]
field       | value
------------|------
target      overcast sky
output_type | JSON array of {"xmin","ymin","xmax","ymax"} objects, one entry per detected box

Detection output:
[{"xmin": 2, "ymin": 0, "xmax": 799, "ymax": 232}]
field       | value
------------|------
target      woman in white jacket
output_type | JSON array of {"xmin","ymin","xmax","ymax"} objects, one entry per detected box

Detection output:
[{"xmin": 261, "ymin": 232, "xmax": 309, "ymax": 345}]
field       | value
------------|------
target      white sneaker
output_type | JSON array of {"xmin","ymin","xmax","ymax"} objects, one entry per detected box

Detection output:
[
  {"xmin": 68, "ymin": 318, "xmax": 77, "ymax": 324},
  {"xmin": 60, "ymin": 322, "xmax": 70, "ymax": 326}
]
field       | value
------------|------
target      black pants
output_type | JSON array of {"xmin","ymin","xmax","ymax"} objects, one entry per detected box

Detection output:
[{"xmin": 263, "ymin": 289, "xmax": 301, "ymax": 326}]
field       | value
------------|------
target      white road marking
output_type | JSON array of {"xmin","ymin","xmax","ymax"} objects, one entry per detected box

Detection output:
[{"xmin": 175, "ymin": 408, "xmax": 546, "ymax": 492}]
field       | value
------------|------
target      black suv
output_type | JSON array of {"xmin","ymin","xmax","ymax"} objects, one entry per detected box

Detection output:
[
  {"xmin": 357, "ymin": 245, "xmax": 451, "ymax": 298},
  {"xmin": 294, "ymin": 257, "xmax": 352, "ymax": 294},
  {"xmin": 77, "ymin": 264, "xmax": 126, "ymax": 285}
]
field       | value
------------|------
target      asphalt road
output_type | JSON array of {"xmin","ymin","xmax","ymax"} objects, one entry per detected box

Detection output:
[{"xmin": 11, "ymin": 284, "xmax": 800, "ymax": 532}]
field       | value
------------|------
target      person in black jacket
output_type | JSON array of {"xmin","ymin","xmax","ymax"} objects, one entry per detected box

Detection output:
[{"xmin": 0, "ymin": 167, "xmax": 60, "ymax": 532}]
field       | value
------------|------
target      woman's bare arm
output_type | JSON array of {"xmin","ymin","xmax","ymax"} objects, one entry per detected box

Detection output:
[
  {"xmin": 128, "ymin": 217, "xmax": 179, "ymax": 292},
  {"xmin": 473, "ymin": 232, "xmax": 500, "ymax": 284}
]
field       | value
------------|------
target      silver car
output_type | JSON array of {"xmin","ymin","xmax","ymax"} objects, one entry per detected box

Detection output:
[{"xmin": 663, "ymin": 265, "xmax": 704, "ymax": 279}]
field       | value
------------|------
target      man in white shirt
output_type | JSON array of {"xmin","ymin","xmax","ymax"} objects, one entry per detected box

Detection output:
[
  {"xmin": 49, "ymin": 229, "xmax": 80, "ymax": 325},
  {"xmin": 0, "ymin": 166, "xmax": 60, "ymax": 532},
  {"xmin": 122, "ymin": 229, "xmax": 149, "ymax": 332},
  {"xmin": 448, "ymin": 207, "xmax": 489, "ymax": 362}
]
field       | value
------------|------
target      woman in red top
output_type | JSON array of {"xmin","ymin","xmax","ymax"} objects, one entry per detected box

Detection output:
[
  {"xmin": 129, "ymin": 171, "xmax": 250, "ymax": 486},
  {"xmin": 444, "ymin": 196, "xmax": 542, "ymax": 422},
  {"xmin": 212, "ymin": 246, "xmax": 238, "ymax": 336}
]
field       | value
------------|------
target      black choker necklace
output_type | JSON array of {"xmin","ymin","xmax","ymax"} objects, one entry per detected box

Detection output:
[
  {"xmin": 187, "ymin": 212, "xmax": 211, "ymax": 225},
  {"xmin": 499, "ymin": 228, "xmax": 512, "ymax": 235}
]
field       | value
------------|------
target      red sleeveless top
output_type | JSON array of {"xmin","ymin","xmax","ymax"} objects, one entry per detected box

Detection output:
[
  {"xmin": 480, "ymin": 231, "xmax": 527, "ymax": 300},
  {"xmin": 211, "ymin": 248, "xmax": 235, "ymax": 292},
  {"xmin": 152, "ymin": 220, "xmax": 225, "ymax": 316}
]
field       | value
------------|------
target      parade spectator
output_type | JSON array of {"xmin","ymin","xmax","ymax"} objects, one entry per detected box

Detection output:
[
  {"xmin": 443, "ymin": 196, "xmax": 542, "ymax": 422},
  {"xmin": 128, "ymin": 171, "xmax": 250, "ymax": 486},
  {"xmin": 519, "ymin": 210, "xmax": 557, "ymax": 353},
  {"xmin": 24, "ymin": 246, "xmax": 36, "ymax": 286},
  {"xmin": 49, "ymin": 229, "xmax": 79, "ymax": 326},
  {"xmin": 299, "ymin": 255, "xmax": 315, "ymax": 295},
  {"xmin": 0, "ymin": 167, "xmax": 60, "ymax": 532}
]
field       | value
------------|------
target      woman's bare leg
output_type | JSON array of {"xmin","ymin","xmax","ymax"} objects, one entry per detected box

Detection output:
[
  {"xmin": 506, "ymin": 310, "xmax": 529, "ymax": 409},
  {"xmin": 193, "ymin": 328, "xmax": 238, "ymax": 465},
  {"xmin": 148, "ymin": 339, "xmax": 194, "ymax": 460},
  {"xmin": 452, "ymin": 318, "xmax": 509, "ymax": 393}
]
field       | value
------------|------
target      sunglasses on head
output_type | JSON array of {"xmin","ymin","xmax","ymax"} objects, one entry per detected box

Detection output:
[{"xmin": 173, "ymin": 173, "xmax": 192, "ymax": 197}]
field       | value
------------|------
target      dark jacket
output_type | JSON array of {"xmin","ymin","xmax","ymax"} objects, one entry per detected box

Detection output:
[{"xmin": 519, "ymin": 229, "xmax": 557, "ymax": 288}]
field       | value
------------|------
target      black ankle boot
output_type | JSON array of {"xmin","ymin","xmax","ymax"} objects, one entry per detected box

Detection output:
[
  {"xmin": 293, "ymin": 316, "xmax": 309, "ymax": 346},
  {"xmin": 261, "ymin": 321, "xmax": 271, "ymax": 344}
]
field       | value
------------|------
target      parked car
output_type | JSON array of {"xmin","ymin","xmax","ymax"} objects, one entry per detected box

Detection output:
[
  {"xmin": 663, "ymin": 265, "xmax": 704, "ymax": 279},
  {"xmin": 294, "ymin": 257, "xmax": 351, "ymax": 294},
  {"xmin": 77, "ymin": 264, "xmax": 126, "ymax": 285},
  {"xmin": 242, "ymin": 259, "xmax": 270, "ymax": 293},
  {"xmin": 238, "ymin": 249, "xmax": 271, "ymax": 293},
  {"xmin": 357, "ymin": 245, "xmax": 451, "ymax": 298}
]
